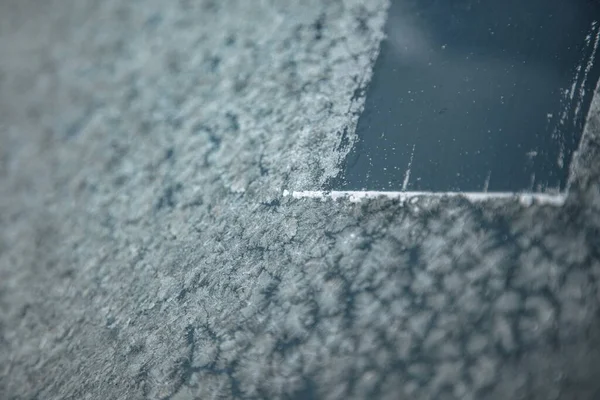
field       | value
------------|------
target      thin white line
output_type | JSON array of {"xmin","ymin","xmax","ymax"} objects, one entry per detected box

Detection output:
[
  {"xmin": 283, "ymin": 190, "xmax": 566, "ymax": 206},
  {"xmin": 575, "ymin": 21, "xmax": 600, "ymax": 122},
  {"xmin": 402, "ymin": 144, "xmax": 416, "ymax": 191},
  {"xmin": 483, "ymin": 171, "xmax": 491, "ymax": 193}
]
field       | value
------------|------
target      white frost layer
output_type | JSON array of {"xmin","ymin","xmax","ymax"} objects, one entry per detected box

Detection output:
[{"xmin": 283, "ymin": 190, "xmax": 567, "ymax": 207}]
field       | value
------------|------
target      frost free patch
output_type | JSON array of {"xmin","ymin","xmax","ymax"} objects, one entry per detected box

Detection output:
[{"xmin": 332, "ymin": 0, "xmax": 600, "ymax": 193}]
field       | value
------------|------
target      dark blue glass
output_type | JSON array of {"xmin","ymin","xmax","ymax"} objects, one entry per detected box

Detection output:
[{"xmin": 333, "ymin": 0, "xmax": 600, "ymax": 192}]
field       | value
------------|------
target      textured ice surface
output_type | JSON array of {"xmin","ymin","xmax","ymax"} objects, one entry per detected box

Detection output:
[{"xmin": 1, "ymin": 1, "xmax": 600, "ymax": 399}]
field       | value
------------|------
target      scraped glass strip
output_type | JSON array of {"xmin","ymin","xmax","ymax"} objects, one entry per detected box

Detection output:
[{"xmin": 333, "ymin": 0, "xmax": 600, "ymax": 192}]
